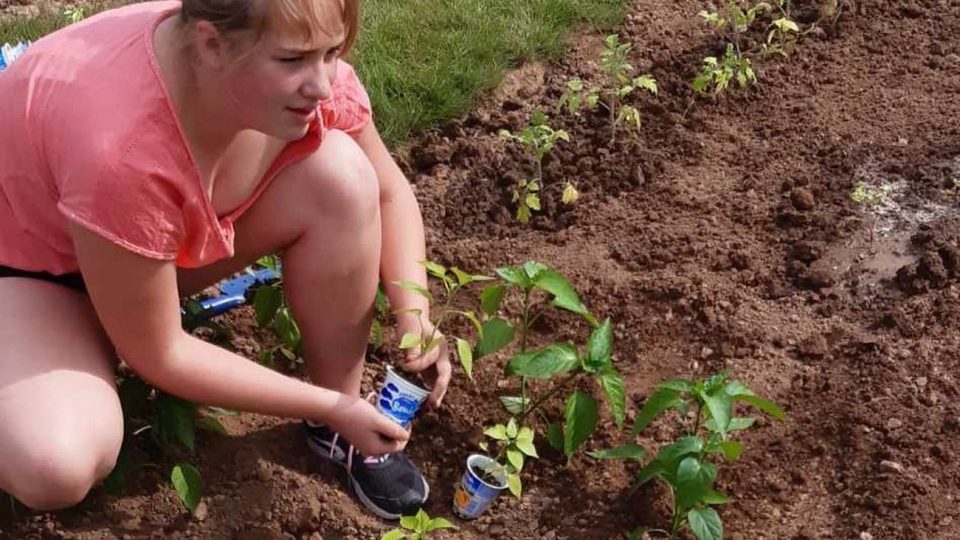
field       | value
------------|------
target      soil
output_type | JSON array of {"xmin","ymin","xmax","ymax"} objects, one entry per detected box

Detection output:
[{"xmin": 4, "ymin": 0, "xmax": 960, "ymax": 539}]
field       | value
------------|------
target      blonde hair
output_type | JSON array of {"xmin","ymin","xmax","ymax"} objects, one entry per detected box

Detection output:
[{"xmin": 180, "ymin": 0, "xmax": 360, "ymax": 54}]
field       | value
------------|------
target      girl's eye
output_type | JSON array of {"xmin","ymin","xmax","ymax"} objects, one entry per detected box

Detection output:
[
  {"xmin": 279, "ymin": 56, "xmax": 304, "ymax": 64},
  {"xmin": 324, "ymin": 47, "xmax": 341, "ymax": 60}
]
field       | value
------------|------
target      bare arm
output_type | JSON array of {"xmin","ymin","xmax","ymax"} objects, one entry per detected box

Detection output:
[
  {"xmin": 70, "ymin": 223, "xmax": 407, "ymax": 453},
  {"xmin": 355, "ymin": 123, "xmax": 451, "ymax": 406}
]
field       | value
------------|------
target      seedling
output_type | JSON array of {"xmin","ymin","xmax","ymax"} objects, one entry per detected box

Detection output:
[
  {"xmin": 465, "ymin": 261, "xmax": 625, "ymax": 499},
  {"xmin": 601, "ymin": 373, "xmax": 785, "ymax": 540},
  {"xmin": 693, "ymin": 2, "xmax": 766, "ymax": 94},
  {"xmin": 558, "ymin": 34, "xmax": 658, "ymax": 143},
  {"xmin": 850, "ymin": 181, "xmax": 891, "ymax": 246},
  {"xmin": 62, "ymin": 6, "xmax": 85, "ymax": 24},
  {"xmin": 394, "ymin": 260, "xmax": 493, "ymax": 378},
  {"xmin": 761, "ymin": 1, "xmax": 801, "ymax": 57},
  {"xmin": 251, "ymin": 256, "xmax": 302, "ymax": 367},
  {"xmin": 499, "ymin": 110, "xmax": 571, "ymax": 223},
  {"xmin": 381, "ymin": 509, "xmax": 456, "ymax": 540}
]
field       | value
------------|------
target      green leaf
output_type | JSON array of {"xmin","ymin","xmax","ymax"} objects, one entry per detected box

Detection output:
[
  {"xmin": 634, "ymin": 75, "xmax": 658, "ymax": 95},
  {"xmin": 171, "ymin": 463, "xmax": 202, "ymax": 514},
  {"xmin": 522, "ymin": 261, "xmax": 548, "ymax": 281},
  {"xmin": 563, "ymin": 391, "xmax": 599, "ymax": 458},
  {"xmin": 587, "ymin": 443, "xmax": 647, "ymax": 460},
  {"xmin": 507, "ymin": 473, "xmax": 522, "ymax": 498},
  {"xmin": 496, "ymin": 266, "xmax": 533, "ymax": 289},
  {"xmin": 599, "ymin": 369, "xmax": 627, "ymax": 428},
  {"xmin": 506, "ymin": 343, "xmax": 579, "ymax": 379},
  {"xmin": 499, "ymin": 395, "xmax": 528, "ymax": 414},
  {"xmin": 399, "ymin": 513, "xmax": 419, "ymax": 530},
  {"xmin": 532, "ymin": 269, "xmax": 595, "ymax": 324},
  {"xmin": 585, "ymin": 319, "xmax": 613, "ymax": 371},
  {"xmin": 157, "ymin": 394, "xmax": 196, "ymax": 453},
  {"xmin": 737, "ymin": 395, "xmax": 786, "ymax": 421},
  {"xmin": 718, "ymin": 441, "xmax": 743, "ymax": 461},
  {"xmin": 636, "ymin": 458, "xmax": 665, "ymax": 485},
  {"xmin": 480, "ymin": 285, "xmax": 507, "ymax": 317},
  {"xmin": 274, "ymin": 308, "xmax": 301, "ymax": 349},
  {"xmin": 676, "ymin": 457, "xmax": 717, "ymax": 510},
  {"xmin": 657, "ymin": 379, "xmax": 695, "ymax": 393},
  {"xmin": 380, "ymin": 530, "xmax": 407, "ymax": 540},
  {"xmin": 197, "ymin": 416, "xmax": 228, "ymax": 435},
  {"xmin": 702, "ymin": 390, "xmax": 733, "ymax": 436},
  {"xmin": 727, "ymin": 417, "xmax": 757, "ymax": 431},
  {"xmin": 632, "ymin": 388, "xmax": 682, "ymax": 436},
  {"xmin": 253, "ymin": 285, "xmax": 282, "ymax": 328},
  {"xmin": 526, "ymin": 193, "xmax": 541, "ymax": 211},
  {"xmin": 451, "ymin": 267, "xmax": 473, "ymax": 286},
  {"xmin": 506, "ymin": 448, "xmax": 524, "ymax": 471},
  {"xmin": 506, "ymin": 418, "xmax": 518, "ymax": 438},
  {"xmin": 702, "ymin": 490, "xmax": 730, "ymax": 505},
  {"xmin": 485, "ymin": 424, "xmax": 508, "ymax": 440},
  {"xmin": 546, "ymin": 422, "xmax": 564, "ymax": 451},
  {"xmin": 475, "ymin": 318, "xmax": 515, "ymax": 358},
  {"xmin": 421, "ymin": 260, "xmax": 447, "ymax": 279},
  {"xmin": 463, "ymin": 311, "xmax": 483, "ymax": 334},
  {"xmin": 688, "ymin": 507, "xmax": 723, "ymax": 540},
  {"xmin": 394, "ymin": 280, "xmax": 433, "ymax": 302},
  {"xmin": 399, "ymin": 332, "xmax": 421, "ymax": 350},
  {"xmin": 515, "ymin": 436, "xmax": 539, "ymax": 458},
  {"xmin": 425, "ymin": 516, "xmax": 456, "ymax": 532},
  {"xmin": 455, "ymin": 338, "xmax": 473, "ymax": 378}
]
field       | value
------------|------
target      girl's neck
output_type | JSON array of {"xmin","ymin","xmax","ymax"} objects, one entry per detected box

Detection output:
[{"xmin": 154, "ymin": 16, "xmax": 241, "ymax": 186}]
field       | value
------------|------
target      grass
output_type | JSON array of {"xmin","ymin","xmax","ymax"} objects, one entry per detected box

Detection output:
[{"xmin": 1, "ymin": 0, "xmax": 630, "ymax": 146}]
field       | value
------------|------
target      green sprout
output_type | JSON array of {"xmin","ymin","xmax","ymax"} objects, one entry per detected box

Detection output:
[{"xmin": 499, "ymin": 110, "xmax": 571, "ymax": 223}]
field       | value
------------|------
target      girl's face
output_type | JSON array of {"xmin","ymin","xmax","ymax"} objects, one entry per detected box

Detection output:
[{"xmin": 217, "ymin": 24, "xmax": 345, "ymax": 141}]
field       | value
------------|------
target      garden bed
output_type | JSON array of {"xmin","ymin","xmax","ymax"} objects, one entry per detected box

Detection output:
[{"xmin": 3, "ymin": 0, "xmax": 960, "ymax": 539}]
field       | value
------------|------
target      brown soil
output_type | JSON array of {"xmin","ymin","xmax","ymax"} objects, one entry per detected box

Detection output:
[{"xmin": 4, "ymin": 0, "xmax": 960, "ymax": 539}]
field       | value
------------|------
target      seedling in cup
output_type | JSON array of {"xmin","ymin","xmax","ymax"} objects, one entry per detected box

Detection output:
[{"xmin": 453, "ymin": 261, "xmax": 628, "ymax": 518}]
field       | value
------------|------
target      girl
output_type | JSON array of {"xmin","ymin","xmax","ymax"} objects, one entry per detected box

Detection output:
[{"xmin": 0, "ymin": 0, "xmax": 449, "ymax": 520}]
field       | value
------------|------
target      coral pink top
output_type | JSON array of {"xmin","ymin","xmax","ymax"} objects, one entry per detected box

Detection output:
[{"xmin": 0, "ymin": 1, "xmax": 372, "ymax": 274}]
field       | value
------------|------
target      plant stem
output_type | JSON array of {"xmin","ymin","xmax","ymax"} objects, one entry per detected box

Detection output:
[
  {"xmin": 520, "ymin": 289, "xmax": 532, "ymax": 407},
  {"xmin": 517, "ymin": 371, "xmax": 579, "ymax": 427},
  {"xmin": 691, "ymin": 402, "xmax": 703, "ymax": 437}
]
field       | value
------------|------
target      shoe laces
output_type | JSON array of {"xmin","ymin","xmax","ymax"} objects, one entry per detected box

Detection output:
[{"xmin": 328, "ymin": 392, "xmax": 389, "ymax": 472}]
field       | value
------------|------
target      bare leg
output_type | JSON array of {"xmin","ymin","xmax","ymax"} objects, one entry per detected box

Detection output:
[
  {"xmin": 0, "ymin": 280, "xmax": 123, "ymax": 510},
  {"xmin": 178, "ymin": 130, "xmax": 382, "ymax": 397}
]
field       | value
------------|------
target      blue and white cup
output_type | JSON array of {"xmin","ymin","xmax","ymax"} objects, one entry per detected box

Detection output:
[
  {"xmin": 376, "ymin": 365, "xmax": 429, "ymax": 427},
  {"xmin": 452, "ymin": 454, "xmax": 508, "ymax": 519}
]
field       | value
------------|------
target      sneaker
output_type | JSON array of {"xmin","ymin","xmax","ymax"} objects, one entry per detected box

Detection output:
[{"xmin": 304, "ymin": 422, "xmax": 429, "ymax": 520}]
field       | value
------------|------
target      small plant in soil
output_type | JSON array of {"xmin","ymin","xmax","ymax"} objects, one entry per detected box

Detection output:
[
  {"xmin": 850, "ymin": 181, "xmax": 891, "ymax": 246},
  {"xmin": 467, "ymin": 261, "xmax": 626, "ymax": 498},
  {"xmin": 251, "ymin": 255, "xmax": 303, "ymax": 367},
  {"xmin": 393, "ymin": 260, "xmax": 494, "ymax": 378},
  {"xmin": 105, "ymin": 310, "xmax": 240, "ymax": 514},
  {"xmin": 760, "ymin": 1, "xmax": 801, "ymax": 57},
  {"xmin": 381, "ymin": 509, "xmax": 456, "ymax": 540},
  {"xmin": 693, "ymin": 2, "xmax": 764, "ymax": 94},
  {"xmin": 498, "ymin": 110, "xmax": 571, "ymax": 223},
  {"xmin": 607, "ymin": 373, "xmax": 785, "ymax": 540},
  {"xmin": 557, "ymin": 34, "xmax": 658, "ymax": 143}
]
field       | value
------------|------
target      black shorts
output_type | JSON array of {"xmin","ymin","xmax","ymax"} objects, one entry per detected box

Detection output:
[{"xmin": 0, "ymin": 265, "xmax": 87, "ymax": 294}]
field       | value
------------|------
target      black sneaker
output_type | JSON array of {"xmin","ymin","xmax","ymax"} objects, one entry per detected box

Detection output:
[{"xmin": 304, "ymin": 422, "xmax": 429, "ymax": 519}]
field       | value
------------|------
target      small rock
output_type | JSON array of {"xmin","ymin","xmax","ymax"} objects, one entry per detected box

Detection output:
[
  {"xmin": 193, "ymin": 502, "xmax": 208, "ymax": 522},
  {"xmin": 700, "ymin": 346, "xmax": 714, "ymax": 359},
  {"xmin": 879, "ymin": 460, "xmax": 905, "ymax": 473},
  {"xmin": 886, "ymin": 418, "xmax": 903, "ymax": 430},
  {"xmin": 916, "ymin": 377, "xmax": 928, "ymax": 387},
  {"xmin": 861, "ymin": 533, "xmax": 874, "ymax": 540},
  {"xmin": 257, "ymin": 462, "xmax": 272, "ymax": 483},
  {"xmin": 634, "ymin": 165, "xmax": 646, "ymax": 186},
  {"xmin": 791, "ymin": 187, "xmax": 816, "ymax": 211},
  {"xmin": 308, "ymin": 533, "xmax": 324, "ymax": 540},
  {"xmin": 799, "ymin": 335, "xmax": 829, "ymax": 358},
  {"xmin": 940, "ymin": 516, "xmax": 953, "ymax": 527}
]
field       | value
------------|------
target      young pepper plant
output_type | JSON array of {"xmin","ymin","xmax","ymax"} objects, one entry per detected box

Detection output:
[
  {"xmin": 394, "ymin": 260, "xmax": 494, "ymax": 379},
  {"xmin": 558, "ymin": 34, "xmax": 658, "ymax": 143},
  {"xmin": 498, "ymin": 110, "xmax": 571, "ymax": 223},
  {"xmin": 251, "ymin": 255, "xmax": 302, "ymax": 367},
  {"xmin": 850, "ymin": 181, "xmax": 891, "ymax": 247},
  {"xmin": 381, "ymin": 509, "xmax": 456, "ymax": 540},
  {"xmin": 468, "ymin": 262, "xmax": 626, "ymax": 497},
  {"xmin": 602, "ymin": 373, "xmax": 785, "ymax": 540}
]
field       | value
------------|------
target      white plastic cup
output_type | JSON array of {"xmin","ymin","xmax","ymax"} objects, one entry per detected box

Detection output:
[
  {"xmin": 376, "ymin": 365, "xmax": 429, "ymax": 427},
  {"xmin": 452, "ymin": 454, "xmax": 508, "ymax": 519}
]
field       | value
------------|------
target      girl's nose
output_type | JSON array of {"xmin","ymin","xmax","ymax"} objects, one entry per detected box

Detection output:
[{"xmin": 301, "ymin": 63, "xmax": 333, "ymax": 101}]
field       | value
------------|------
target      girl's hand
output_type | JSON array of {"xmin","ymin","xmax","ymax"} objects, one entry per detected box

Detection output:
[
  {"xmin": 397, "ymin": 320, "xmax": 451, "ymax": 409},
  {"xmin": 327, "ymin": 395, "xmax": 410, "ymax": 456}
]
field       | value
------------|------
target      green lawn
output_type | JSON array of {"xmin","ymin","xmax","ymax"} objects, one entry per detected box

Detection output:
[{"xmin": 2, "ymin": 0, "xmax": 629, "ymax": 145}]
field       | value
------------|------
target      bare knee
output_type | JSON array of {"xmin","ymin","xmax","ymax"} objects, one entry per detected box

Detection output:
[
  {"xmin": 305, "ymin": 130, "xmax": 380, "ymax": 223},
  {"xmin": 8, "ymin": 440, "xmax": 117, "ymax": 511}
]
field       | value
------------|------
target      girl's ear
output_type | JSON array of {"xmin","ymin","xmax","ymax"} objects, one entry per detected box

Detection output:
[{"xmin": 191, "ymin": 20, "xmax": 231, "ymax": 71}]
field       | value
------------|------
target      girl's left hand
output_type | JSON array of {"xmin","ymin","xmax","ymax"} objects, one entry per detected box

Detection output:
[{"xmin": 397, "ymin": 320, "xmax": 451, "ymax": 409}]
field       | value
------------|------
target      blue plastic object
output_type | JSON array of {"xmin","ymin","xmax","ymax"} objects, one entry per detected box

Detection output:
[
  {"xmin": 0, "ymin": 41, "xmax": 30, "ymax": 73},
  {"xmin": 197, "ymin": 267, "xmax": 280, "ymax": 316}
]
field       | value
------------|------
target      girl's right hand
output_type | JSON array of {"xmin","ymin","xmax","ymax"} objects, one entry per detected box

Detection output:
[{"xmin": 327, "ymin": 396, "xmax": 410, "ymax": 456}]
